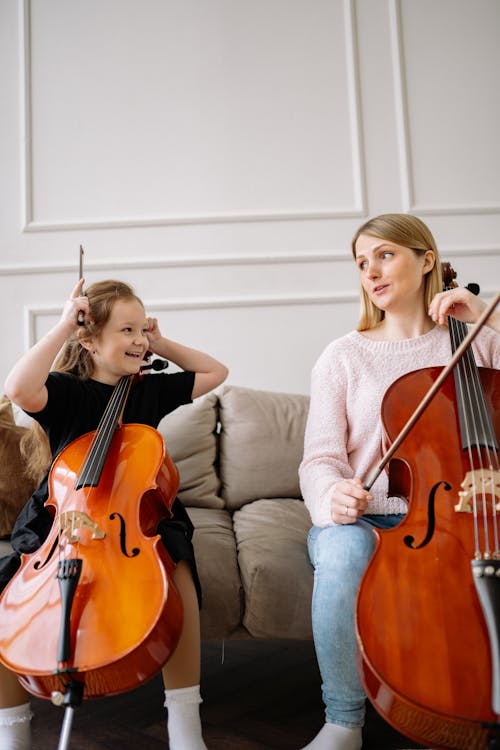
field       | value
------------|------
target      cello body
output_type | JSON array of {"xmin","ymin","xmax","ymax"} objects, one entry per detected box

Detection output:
[
  {"xmin": 356, "ymin": 366, "xmax": 500, "ymax": 750},
  {"xmin": 0, "ymin": 422, "xmax": 183, "ymax": 699}
]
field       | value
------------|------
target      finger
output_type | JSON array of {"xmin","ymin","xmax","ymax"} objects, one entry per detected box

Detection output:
[
  {"xmin": 336, "ymin": 505, "xmax": 358, "ymax": 524},
  {"xmin": 429, "ymin": 297, "xmax": 449, "ymax": 323},
  {"xmin": 76, "ymin": 303, "xmax": 88, "ymax": 326},
  {"xmin": 339, "ymin": 481, "xmax": 372, "ymax": 503},
  {"xmin": 345, "ymin": 502, "xmax": 366, "ymax": 517},
  {"xmin": 71, "ymin": 278, "xmax": 86, "ymax": 299}
]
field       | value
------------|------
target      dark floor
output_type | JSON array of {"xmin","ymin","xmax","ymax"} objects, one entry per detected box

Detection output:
[{"xmin": 30, "ymin": 639, "xmax": 426, "ymax": 750}]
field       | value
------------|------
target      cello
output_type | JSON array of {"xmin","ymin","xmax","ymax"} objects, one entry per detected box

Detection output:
[
  {"xmin": 0, "ymin": 363, "xmax": 183, "ymax": 743},
  {"xmin": 355, "ymin": 278, "xmax": 500, "ymax": 750}
]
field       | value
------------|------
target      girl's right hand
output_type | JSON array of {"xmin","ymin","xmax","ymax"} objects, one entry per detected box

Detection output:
[
  {"xmin": 4, "ymin": 279, "xmax": 90, "ymax": 412},
  {"xmin": 331, "ymin": 478, "xmax": 372, "ymax": 524},
  {"xmin": 62, "ymin": 279, "xmax": 89, "ymax": 328}
]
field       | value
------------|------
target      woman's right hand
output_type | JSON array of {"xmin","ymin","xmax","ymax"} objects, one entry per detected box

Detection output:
[{"xmin": 331, "ymin": 478, "xmax": 372, "ymax": 524}]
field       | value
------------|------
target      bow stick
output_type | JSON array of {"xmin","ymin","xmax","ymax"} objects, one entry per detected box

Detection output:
[{"xmin": 364, "ymin": 291, "xmax": 500, "ymax": 491}]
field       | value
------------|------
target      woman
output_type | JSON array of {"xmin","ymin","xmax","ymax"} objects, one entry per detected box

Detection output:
[
  {"xmin": 298, "ymin": 213, "xmax": 499, "ymax": 750},
  {"xmin": 0, "ymin": 278, "xmax": 228, "ymax": 750}
]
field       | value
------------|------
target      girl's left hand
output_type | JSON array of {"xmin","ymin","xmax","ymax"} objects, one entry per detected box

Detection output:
[
  {"xmin": 429, "ymin": 287, "xmax": 486, "ymax": 326},
  {"xmin": 145, "ymin": 317, "xmax": 162, "ymax": 346}
]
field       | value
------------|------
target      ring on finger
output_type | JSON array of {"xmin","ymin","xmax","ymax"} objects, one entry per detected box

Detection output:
[{"xmin": 345, "ymin": 505, "xmax": 349, "ymax": 517}]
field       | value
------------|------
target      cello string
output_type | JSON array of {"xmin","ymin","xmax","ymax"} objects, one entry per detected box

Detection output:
[
  {"xmin": 79, "ymin": 376, "xmax": 131, "ymax": 487},
  {"xmin": 461, "ymin": 349, "xmax": 492, "ymax": 558},
  {"xmin": 71, "ymin": 377, "xmax": 131, "ymax": 556},
  {"xmin": 454, "ymin": 320, "xmax": 500, "ymax": 558},
  {"xmin": 80, "ymin": 377, "xmax": 127, "ymax": 483},
  {"xmin": 76, "ymin": 382, "xmax": 119, "ymax": 486},
  {"xmin": 448, "ymin": 316, "xmax": 482, "ymax": 556},
  {"xmin": 55, "ymin": 377, "xmax": 130, "ymax": 586},
  {"xmin": 453, "ymin": 317, "xmax": 497, "ymax": 558},
  {"xmin": 443, "ymin": 275, "xmax": 499, "ymax": 556},
  {"xmin": 448, "ymin": 315, "xmax": 499, "ymax": 559}
]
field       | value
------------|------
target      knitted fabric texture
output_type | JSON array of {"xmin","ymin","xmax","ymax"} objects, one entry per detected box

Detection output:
[{"xmin": 299, "ymin": 325, "xmax": 499, "ymax": 528}]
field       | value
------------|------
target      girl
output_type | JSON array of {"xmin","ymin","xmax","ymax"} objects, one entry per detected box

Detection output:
[
  {"xmin": 298, "ymin": 213, "xmax": 499, "ymax": 750},
  {"xmin": 0, "ymin": 278, "xmax": 228, "ymax": 750}
]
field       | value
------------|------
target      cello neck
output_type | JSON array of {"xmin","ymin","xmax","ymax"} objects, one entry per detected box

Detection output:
[
  {"xmin": 75, "ymin": 375, "xmax": 133, "ymax": 490},
  {"xmin": 445, "ymin": 291, "xmax": 498, "ymax": 453}
]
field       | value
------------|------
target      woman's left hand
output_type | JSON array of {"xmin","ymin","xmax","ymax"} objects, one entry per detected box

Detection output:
[{"xmin": 429, "ymin": 287, "xmax": 487, "ymax": 327}]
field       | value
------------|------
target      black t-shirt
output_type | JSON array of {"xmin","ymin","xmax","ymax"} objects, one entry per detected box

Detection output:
[
  {"xmin": 31, "ymin": 370, "xmax": 195, "ymax": 456},
  {"xmin": 10, "ymin": 369, "xmax": 195, "ymax": 554}
]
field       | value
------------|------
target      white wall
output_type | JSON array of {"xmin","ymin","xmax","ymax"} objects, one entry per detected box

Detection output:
[{"xmin": 1, "ymin": 0, "xmax": 499, "ymax": 395}]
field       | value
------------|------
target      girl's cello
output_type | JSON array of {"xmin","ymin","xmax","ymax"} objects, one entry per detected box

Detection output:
[
  {"xmin": 355, "ymin": 280, "xmax": 500, "ymax": 750},
  {"xmin": 0, "ymin": 371, "xmax": 183, "ymax": 705}
]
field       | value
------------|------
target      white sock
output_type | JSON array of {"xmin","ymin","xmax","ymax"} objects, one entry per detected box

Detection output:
[
  {"xmin": 300, "ymin": 722, "xmax": 362, "ymax": 750},
  {"xmin": 0, "ymin": 703, "xmax": 32, "ymax": 750},
  {"xmin": 164, "ymin": 685, "xmax": 207, "ymax": 750}
]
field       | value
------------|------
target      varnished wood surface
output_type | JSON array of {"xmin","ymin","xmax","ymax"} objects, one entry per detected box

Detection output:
[{"xmin": 30, "ymin": 640, "xmax": 426, "ymax": 749}]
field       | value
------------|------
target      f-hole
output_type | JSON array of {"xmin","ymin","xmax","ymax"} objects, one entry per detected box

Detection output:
[
  {"xmin": 109, "ymin": 512, "xmax": 140, "ymax": 558},
  {"xmin": 404, "ymin": 481, "xmax": 452, "ymax": 549}
]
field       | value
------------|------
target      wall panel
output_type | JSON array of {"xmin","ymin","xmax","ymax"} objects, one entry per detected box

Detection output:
[
  {"xmin": 0, "ymin": 0, "xmax": 499, "ymax": 395},
  {"xmin": 391, "ymin": 0, "xmax": 500, "ymax": 214},
  {"xmin": 24, "ymin": 0, "xmax": 366, "ymax": 230}
]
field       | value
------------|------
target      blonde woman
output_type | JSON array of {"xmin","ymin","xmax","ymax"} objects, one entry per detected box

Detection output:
[{"xmin": 299, "ymin": 214, "xmax": 499, "ymax": 750}]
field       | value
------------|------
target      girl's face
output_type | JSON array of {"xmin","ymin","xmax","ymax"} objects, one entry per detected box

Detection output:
[
  {"xmin": 87, "ymin": 298, "xmax": 150, "ymax": 384},
  {"xmin": 354, "ymin": 234, "xmax": 435, "ymax": 316}
]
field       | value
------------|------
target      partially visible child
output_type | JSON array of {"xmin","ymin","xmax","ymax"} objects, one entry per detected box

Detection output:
[{"xmin": 0, "ymin": 278, "xmax": 228, "ymax": 750}]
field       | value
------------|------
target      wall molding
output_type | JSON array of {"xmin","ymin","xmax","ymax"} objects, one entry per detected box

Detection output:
[
  {"xmin": 389, "ymin": 0, "xmax": 500, "ymax": 217},
  {"xmin": 20, "ymin": 0, "xmax": 367, "ymax": 232},
  {"xmin": 2, "ymin": 245, "xmax": 498, "ymax": 277},
  {"xmin": 22, "ymin": 208, "xmax": 365, "ymax": 233},
  {"xmin": 0, "ymin": 250, "xmax": 350, "ymax": 276},
  {"xmin": 25, "ymin": 290, "xmax": 359, "ymax": 347},
  {"xmin": 409, "ymin": 205, "xmax": 500, "ymax": 217},
  {"xmin": 24, "ymin": 278, "xmax": 499, "ymax": 348}
]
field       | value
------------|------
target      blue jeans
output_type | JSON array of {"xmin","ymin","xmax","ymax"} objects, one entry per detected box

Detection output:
[{"xmin": 307, "ymin": 514, "xmax": 405, "ymax": 728}]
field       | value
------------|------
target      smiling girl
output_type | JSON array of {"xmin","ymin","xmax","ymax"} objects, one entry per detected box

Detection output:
[
  {"xmin": 0, "ymin": 279, "xmax": 228, "ymax": 750},
  {"xmin": 298, "ymin": 214, "xmax": 499, "ymax": 750}
]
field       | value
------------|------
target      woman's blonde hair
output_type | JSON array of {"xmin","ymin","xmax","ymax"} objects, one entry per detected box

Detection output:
[
  {"xmin": 351, "ymin": 213, "xmax": 443, "ymax": 331},
  {"xmin": 23, "ymin": 280, "xmax": 144, "ymax": 480},
  {"xmin": 53, "ymin": 279, "xmax": 144, "ymax": 378}
]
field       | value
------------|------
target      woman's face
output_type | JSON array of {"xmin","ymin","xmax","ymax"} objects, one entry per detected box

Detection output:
[{"xmin": 354, "ymin": 234, "xmax": 435, "ymax": 315}]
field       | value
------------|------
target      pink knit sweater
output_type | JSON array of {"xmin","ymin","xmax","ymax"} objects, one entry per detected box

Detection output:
[{"xmin": 299, "ymin": 325, "xmax": 500, "ymax": 528}]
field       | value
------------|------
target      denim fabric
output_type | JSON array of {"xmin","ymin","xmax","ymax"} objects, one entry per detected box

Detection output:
[{"xmin": 307, "ymin": 514, "xmax": 405, "ymax": 728}]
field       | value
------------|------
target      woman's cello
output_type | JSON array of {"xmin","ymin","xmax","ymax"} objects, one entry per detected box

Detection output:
[
  {"xmin": 0, "ymin": 370, "xmax": 183, "ymax": 708},
  {"xmin": 355, "ymin": 280, "xmax": 500, "ymax": 750}
]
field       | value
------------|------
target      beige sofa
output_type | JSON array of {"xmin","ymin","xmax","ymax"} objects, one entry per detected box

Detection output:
[
  {"xmin": 163, "ymin": 385, "xmax": 313, "ymax": 640},
  {"xmin": 2, "ymin": 386, "xmax": 314, "ymax": 641}
]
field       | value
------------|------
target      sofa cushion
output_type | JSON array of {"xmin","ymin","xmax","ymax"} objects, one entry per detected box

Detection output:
[
  {"xmin": 219, "ymin": 386, "xmax": 310, "ymax": 510},
  {"xmin": 158, "ymin": 393, "xmax": 223, "ymax": 509},
  {"xmin": 0, "ymin": 397, "xmax": 40, "ymax": 537},
  {"xmin": 187, "ymin": 507, "xmax": 243, "ymax": 639},
  {"xmin": 233, "ymin": 498, "xmax": 313, "ymax": 639}
]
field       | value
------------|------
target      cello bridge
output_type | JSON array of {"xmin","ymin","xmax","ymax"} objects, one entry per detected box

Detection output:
[
  {"xmin": 60, "ymin": 510, "xmax": 106, "ymax": 544},
  {"xmin": 454, "ymin": 469, "xmax": 500, "ymax": 513}
]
